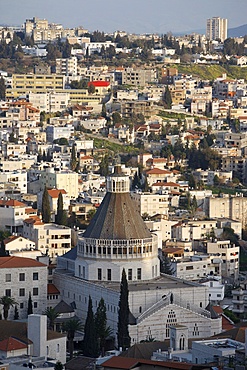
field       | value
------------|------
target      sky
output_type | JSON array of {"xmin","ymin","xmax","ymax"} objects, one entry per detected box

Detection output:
[{"xmin": 1, "ymin": 0, "xmax": 247, "ymax": 34}]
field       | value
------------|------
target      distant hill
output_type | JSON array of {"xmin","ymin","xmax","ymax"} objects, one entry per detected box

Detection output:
[{"xmin": 228, "ymin": 24, "xmax": 247, "ymax": 38}]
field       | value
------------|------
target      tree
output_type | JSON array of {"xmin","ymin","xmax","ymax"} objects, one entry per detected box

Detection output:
[
  {"xmin": 42, "ymin": 186, "xmax": 51, "ymax": 223},
  {"xmin": 88, "ymin": 83, "xmax": 95, "ymax": 94},
  {"xmin": 142, "ymin": 176, "xmax": 149, "ymax": 192},
  {"xmin": 95, "ymin": 298, "xmax": 112, "ymax": 356},
  {"xmin": 0, "ymin": 296, "xmax": 18, "ymax": 320},
  {"xmin": 87, "ymin": 209, "xmax": 96, "ymax": 223},
  {"xmin": 9, "ymin": 132, "xmax": 18, "ymax": 143},
  {"xmin": 43, "ymin": 307, "xmax": 59, "ymax": 330},
  {"xmin": 132, "ymin": 171, "xmax": 141, "ymax": 190},
  {"xmin": 70, "ymin": 143, "xmax": 78, "ymax": 171},
  {"xmin": 14, "ymin": 305, "xmax": 19, "ymax": 320},
  {"xmin": 190, "ymin": 195, "xmax": 198, "ymax": 216},
  {"xmin": 99, "ymin": 154, "xmax": 109, "ymax": 176},
  {"xmin": 213, "ymin": 175, "xmax": 220, "ymax": 186},
  {"xmin": 160, "ymin": 254, "xmax": 174, "ymax": 275},
  {"xmin": 27, "ymin": 292, "xmax": 33, "ymax": 315},
  {"xmin": 54, "ymin": 137, "xmax": 69, "ymax": 146},
  {"xmin": 54, "ymin": 361, "xmax": 63, "ymax": 370},
  {"xmin": 112, "ymin": 112, "xmax": 122, "ymax": 125},
  {"xmin": 83, "ymin": 296, "xmax": 99, "ymax": 358},
  {"xmin": 56, "ymin": 192, "xmax": 67, "ymax": 226},
  {"xmin": 63, "ymin": 318, "xmax": 83, "ymax": 360},
  {"xmin": 101, "ymin": 103, "xmax": 107, "ymax": 118},
  {"xmin": 163, "ymin": 85, "xmax": 172, "ymax": 109},
  {"xmin": 117, "ymin": 269, "xmax": 131, "ymax": 350},
  {"xmin": 0, "ymin": 77, "xmax": 6, "ymax": 100}
]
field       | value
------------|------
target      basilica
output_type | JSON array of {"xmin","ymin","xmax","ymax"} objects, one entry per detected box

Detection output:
[{"xmin": 54, "ymin": 166, "xmax": 222, "ymax": 344}]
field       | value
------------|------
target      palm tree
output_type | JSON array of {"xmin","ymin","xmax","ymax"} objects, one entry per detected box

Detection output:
[
  {"xmin": 0, "ymin": 296, "xmax": 18, "ymax": 320},
  {"xmin": 63, "ymin": 318, "xmax": 83, "ymax": 360},
  {"xmin": 43, "ymin": 307, "xmax": 60, "ymax": 330}
]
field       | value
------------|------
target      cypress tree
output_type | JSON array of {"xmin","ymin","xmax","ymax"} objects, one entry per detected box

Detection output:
[
  {"xmin": 101, "ymin": 103, "xmax": 107, "ymax": 118},
  {"xmin": 0, "ymin": 77, "xmax": 6, "ymax": 100},
  {"xmin": 117, "ymin": 269, "xmax": 131, "ymax": 350},
  {"xmin": 70, "ymin": 143, "xmax": 77, "ymax": 171},
  {"xmin": 83, "ymin": 296, "xmax": 99, "ymax": 358},
  {"xmin": 41, "ymin": 186, "xmax": 51, "ymax": 223},
  {"xmin": 27, "ymin": 292, "xmax": 33, "ymax": 315},
  {"xmin": 163, "ymin": 85, "xmax": 172, "ymax": 109},
  {"xmin": 56, "ymin": 192, "xmax": 67, "ymax": 226},
  {"xmin": 95, "ymin": 298, "xmax": 109, "ymax": 356},
  {"xmin": 132, "ymin": 172, "xmax": 140, "ymax": 190},
  {"xmin": 14, "ymin": 305, "xmax": 19, "ymax": 320}
]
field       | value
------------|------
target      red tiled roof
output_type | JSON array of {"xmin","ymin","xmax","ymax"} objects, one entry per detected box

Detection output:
[
  {"xmin": 212, "ymin": 306, "xmax": 235, "ymax": 331},
  {"xmin": 25, "ymin": 208, "xmax": 37, "ymax": 214},
  {"xmin": 146, "ymin": 168, "xmax": 172, "ymax": 175},
  {"xmin": 0, "ymin": 199, "xmax": 26, "ymax": 207},
  {"xmin": 47, "ymin": 189, "xmax": 67, "ymax": 198},
  {"xmin": 47, "ymin": 283, "xmax": 60, "ymax": 295},
  {"xmin": 102, "ymin": 357, "xmax": 193, "ymax": 370},
  {"xmin": 0, "ymin": 256, "xmax": 46, "ymax": 268},
  {"xmin": 24, "ymin": 216, "xmax": 43, "ymax": 225},
  {"xmin": 0, "ymin": 337, "xmax": 27, "ymax": 352},
  {"xmin": 88, "ymin": 81, "xmax": 110, "ymax": 87},
  {"xmin": 152, "ymin": 181, "xmax": 180, "ymax": 187},
  {"xmin": 3, "ymin": 235, "xmax": 20, "ymax": 245},
  {"xmin": 80, "ymin": 155, "xmax": 93, "ymax": 160}
]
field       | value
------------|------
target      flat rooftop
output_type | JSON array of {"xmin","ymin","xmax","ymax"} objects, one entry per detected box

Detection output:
[{"xmin": 55, "ymin": 270, "xmax": 202, "ymax": 292}]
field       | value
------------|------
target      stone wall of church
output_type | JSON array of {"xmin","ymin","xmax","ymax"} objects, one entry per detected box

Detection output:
[
  {"xmin": 129, "ymin": 304, "xmax": 222, "ymax": 344},
  {"xmin": 74, "ymin": 256, "xmax": 160, "ymax": 282},
  {"xmin": 54, "ymin": 271, "xmax": 214, "ymax": 341}
]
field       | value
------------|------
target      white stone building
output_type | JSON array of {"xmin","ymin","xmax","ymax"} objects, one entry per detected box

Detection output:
[
  {"xmin": 40, "ymin": 167, "xmax": 79, "ymax": 199},
  {"xmin": 23, "ymin": 220, "xmax": 72, "ymax": 261},
  {"xmin": 0, "ymin": 256, "xmax": 47, "ymax": 319},
  {"xmin": 131, "ymin": 191, "xmax": 169, "ymax": 217},
  {"xmin": 0, "ymin": 199, "xmax": 37, "ymax": 233},
  {"xmin": 206, "ymin": 240, "xmax": 239, "ymax": 282},
  {"xmin": 0, "ymin": 171, "xmax": 27, "ymax": 193}
]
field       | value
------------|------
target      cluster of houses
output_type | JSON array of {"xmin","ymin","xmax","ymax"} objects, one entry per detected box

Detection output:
[{"xmin": 1, "ymin": 15, "xmax": 247, "ymax": 370}]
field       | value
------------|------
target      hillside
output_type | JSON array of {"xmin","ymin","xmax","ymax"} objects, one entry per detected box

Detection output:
[
  {"xmin": 228, "ymin": 24, "xmax": 247, "ymax": 37},
  {"xmin": 173, "ymin": 64, "xmax": 247, "ymax": 81}
]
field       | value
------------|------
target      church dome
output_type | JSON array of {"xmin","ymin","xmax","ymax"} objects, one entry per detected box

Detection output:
[{"xmin": 84, "ymin": 166, "xmax": 151, "ymax": 240}]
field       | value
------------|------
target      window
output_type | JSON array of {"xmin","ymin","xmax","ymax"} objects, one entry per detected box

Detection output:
[
  {"xmin": 33, "ymin": 288, "xmax": 39, "ymax": 296},
  {"xmin": 98, "ymin": 268, "xmax": 102, "ymax": 281},
  {"xmin": 5, "ymin": 289, "xmax": 11, "ymax": 297},
  {"xmin": 34, "ymin": 302, "xmax": 38, "ymax": 308},
  {"xmin": 107, "ymin": 269, "xmax": 112, "ymax": 281},
  {"xmin": 128, "ymin": 269, "xmax": 132, "ymax": 281},
  {"xmin": 33, "ymin": 272, "xmax": 39, "ymax": 280},
  {"xmin": 19, "ymin": 288, "xmax": 25, "ymax": 296},
  {"xmin": 20, "ymin": 303, "xmax": 24, "ymax": 309},
  {"xmin": 137, "ymin": 268, "xmax": 142, "ymax": 280},
  {"xmin": 5, "ymin": 274, "xmax": 11, "ymax": 282},
  {"xmin": 19, "ymin": 273, "xmax": 25, "ymax": 281}
]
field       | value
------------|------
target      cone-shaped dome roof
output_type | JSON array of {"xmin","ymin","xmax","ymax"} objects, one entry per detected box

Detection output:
[{"xmin": 84, "ymin": 168, "xmax": 152, "ymax": 240}]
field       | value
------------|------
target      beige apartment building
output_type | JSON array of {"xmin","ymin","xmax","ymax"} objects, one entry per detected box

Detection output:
[
  {"xmin": 221, "ymin": 156, "xmax": 247, "ymax": 183},
  {"xmin": 23, "ymin": 219, "xmax": 72, "ymax": 260},
  {"xmin": 131, "ymin": 191, "xmax": 169, "ymax": 217},
  {"xmin": 206, "ymin": 240, "xmax": 239, "ymax": 281},
  {"xmin": 121, "ymin": 100, "xmax": 156, "ymax": 119},
  {"xmin": 206, "ymin": 17, "xmax": 228, "ymax": 42},
  {"xmin": 40, "ymin": 167, "xmax": 79, "ymax": 199},
  {"xmin": 208, "ymin": 194, "xmax": 247, "ymax": 226},
  {"xmin": 122, "ymin": 67, "xmax": 157, "ymax": 87}
]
